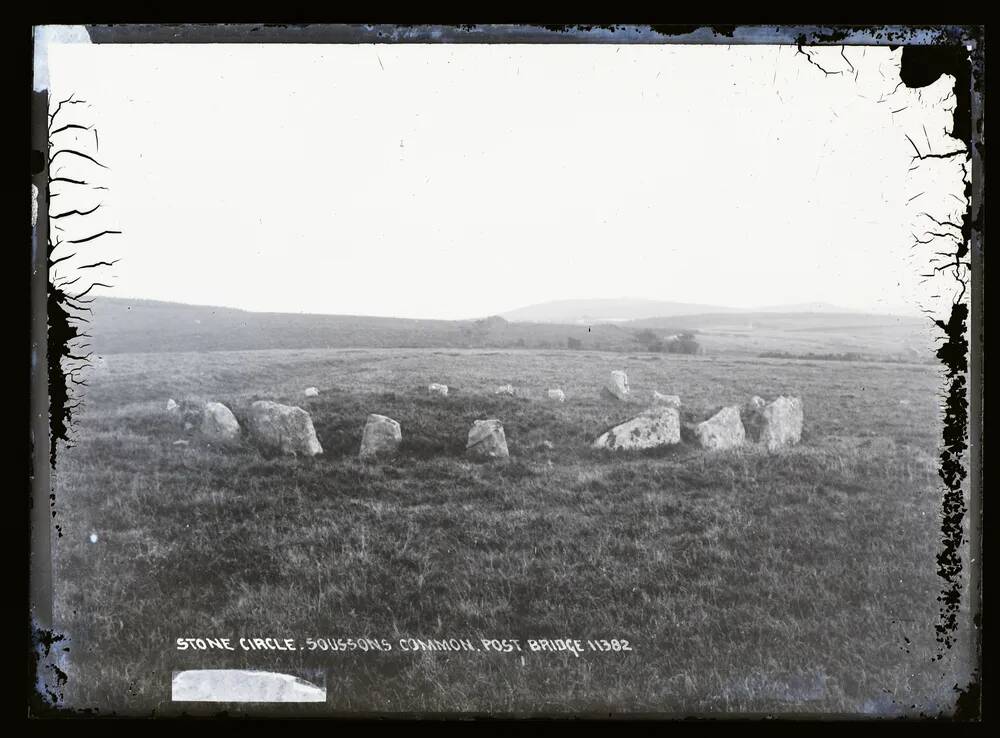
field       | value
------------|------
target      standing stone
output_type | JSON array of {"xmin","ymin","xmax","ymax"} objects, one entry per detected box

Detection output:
[
  {"xmin": 201, "ymin": 402, "xmax": 240, "ymax": 443},
  {"xmin": 742, "ymin": 396, "xmax": 803, "ymax": 451},
  {"xmin": 547, "ymin": 388, "xmax": 566, "ymax": 402},
  {"xmin": 495, "ymin": 384, "xmax": 515, "ymax": 396},
  {"xmin": 652, "ymin": 392, "xmax": 682, "ymax": 408},
  {"xmin": 694, "ymin": 406, "xmax": 746, "ymax": 450},
  {"xmin": 603, "ymin": 370, "xmax": 629, "ymax": 401},
  {"xmin": 304, "ymin": 387, "xmax": 319, "ymax": 397},
  {"xmin": 761, "ymin": 396, "xmax": 804, "ymax": 450},
  {"xmin": 741, "ymin": 396, "xmax": 768, "ymax": 441},
  {"xmin": 466, "ymin": 419, "xmax": 509, "ymax": 460},
  {"xmin": 359, "ymin": 414, "xmax": 402, "ymax": 459},
  {"xmin": 248, "ymin": 400, "xmax": 323, "ymax": 456},
  {"xmin": 593, "ymin": 406, "xmax": 680, "ymax": 451},
  {"xmin": 428, "ymin": 383, "xmax": 449, "ymax": 397}
]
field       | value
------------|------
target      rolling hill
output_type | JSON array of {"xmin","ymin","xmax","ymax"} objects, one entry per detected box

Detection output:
[
  {"xmin": 83, "ymin": 298, "xmax": 640, "ymax": 355},
  {"xmin": 498, "ymin": 298, "xmax": 893, "ymax": 324},
  {"xmin": 499, "ymin": 298, "xmax": 740, "ymax": 323},
  {"xmin": 80, "ymin": 297, "xmax": 936, "ymax": 362}
]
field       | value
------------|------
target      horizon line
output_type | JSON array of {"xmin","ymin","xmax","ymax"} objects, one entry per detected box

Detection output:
[{"xmin": 92, "ymin": 293, "xmax": 929, "ymax": 322}]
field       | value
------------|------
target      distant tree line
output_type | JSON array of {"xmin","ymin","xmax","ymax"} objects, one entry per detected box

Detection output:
[
  {"xmin": 633, "ymin": 329, "xmax": 702, "ymax": 355},
  {"xmin": 758, "ymin": 351, "xmax": 934, "ymax": 364}
]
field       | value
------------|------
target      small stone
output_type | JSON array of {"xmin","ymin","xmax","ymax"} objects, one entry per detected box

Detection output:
[
  {"xmin": 428, "ymin": 383, "xmax": 449, "ymax": 397},
  {"xmin": 547, "ymin": 389, "xmax": 566, "ymax": 402},
  {"xmin": 304, "ymin": 387, "xmax": 319, "ymax": 397}
]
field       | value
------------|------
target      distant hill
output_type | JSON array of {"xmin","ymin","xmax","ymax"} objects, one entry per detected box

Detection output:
[
  {"xmin": 498, "ymin": 298, "xmax": 891, "ymax": 324},
  {"xmin": 623, "ymin": 311, "xmax": 926, "ymax": 332},
  {"xmin": 82, "ymin": 297, "xmax": 936, "ymax": 362},
  {"xmin": 500, "ymin": 298, "xmax": 740, "ymax": 324},
  {"xmin": 750, "ymin": 302, "xmax": 867, "ymax": 314},
  {"xmin": 85, "ymin": 298, "xmax": 640, "ymax": 355}
]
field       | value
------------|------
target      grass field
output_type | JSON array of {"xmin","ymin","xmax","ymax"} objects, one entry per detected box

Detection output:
[{"xmin": 50, "ymin": 348, "xmax": 974, "ymax": 716}]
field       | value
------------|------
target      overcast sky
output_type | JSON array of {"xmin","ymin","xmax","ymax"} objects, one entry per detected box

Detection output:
[{"xmin": 44, "ymin": 41, "xmax": 959, "ymax": 319}]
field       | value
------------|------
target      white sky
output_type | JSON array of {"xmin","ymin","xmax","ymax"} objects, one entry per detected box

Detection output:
[{"xmin": 45, "ymin": 42, "xmax": 962, "ymax": 320}]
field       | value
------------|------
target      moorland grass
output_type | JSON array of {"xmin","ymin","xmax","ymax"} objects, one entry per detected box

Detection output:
[{"xmin": 49, "ymin": 349, "xmax": 973, "ymax": 716}]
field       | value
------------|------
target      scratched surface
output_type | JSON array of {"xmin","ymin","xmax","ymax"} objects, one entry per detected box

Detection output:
[{"xmin": 31, "ymin": 25, "xmax": 982, "ymax": 718}]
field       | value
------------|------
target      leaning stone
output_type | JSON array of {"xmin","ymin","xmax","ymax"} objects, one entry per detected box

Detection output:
[
  {"xmin": 201, "ymin": 402, "xmax": 240, "ymax": 443},
  {"xmin": 466, "ymin": 419, "xmax": 509, "ymax": 460},
  {"xmin": 304, "ymin": 387, "xmax": 319, "ymax": 397},
  {"xmin": 547, "ymin": 389, "xmax": 566, "ymax": 402},
  {"xmin": 694, "ymin": 406, "xmax": 746, "ymax": 450},
  {"xmin": 359, "ymin": 414, "xmax": 402, "ymax": 459},
  {"xmin": 428, "ymin": 383, "xmax": 449, "ymax": 397},
  {"xmin": 593, "ymin": 406, "xmax": 680, "ymax": 451},
  {"xmin": 248, "ymin": 400, "xmax": 323, "ymax": 456},
  {"xmin": 603, "ymin": 370, "xmax": 630, "ymax": 401},
  {"xmin": 652, "ymin": 391, "xmax": 682, "ymax": 408}
]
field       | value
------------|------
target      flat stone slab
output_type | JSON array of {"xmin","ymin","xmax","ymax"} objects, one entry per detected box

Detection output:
[{"xmin": 593, "ymin": 406, "xmax": 681, "ymax": 451}]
